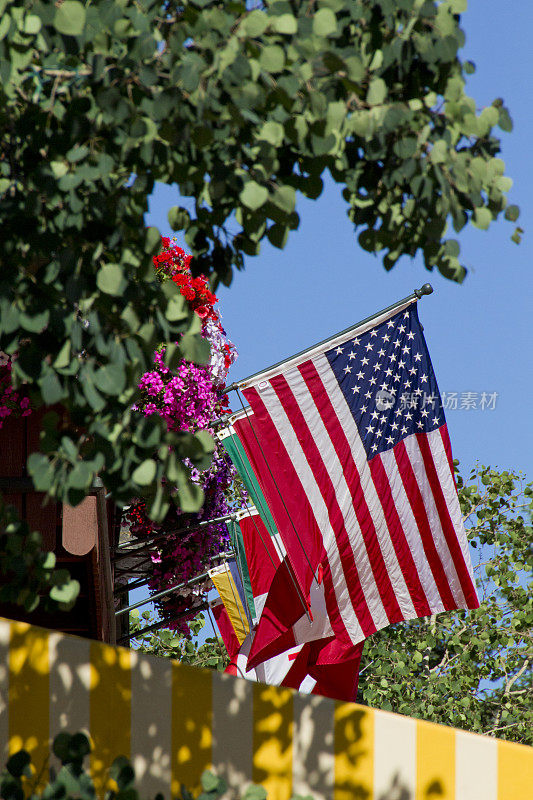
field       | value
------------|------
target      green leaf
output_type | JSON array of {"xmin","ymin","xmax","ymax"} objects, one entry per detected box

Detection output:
[
  {"xmin": 194, "ymin": 429, "xmax": 215, "ymax": 455},
  {"xmin": 267, "ymin": 224, "xmax": 289, "ymax": 249},
  {"xmin": 53, "ymin": 340, "xmax": 72, "ymax": 370},
  {"xmin": 177, "ymin": 479, "xmax": 205, "ymax": 513},
  {"xmin": 68, "ymin": 461, "xmax": 92, "ymax": 490},
  {"xmin": 313, "ymin": 8, "xmax": 337, "ymax": 37},
  {"xmin": 54, "ymin": 1, "xmax": 86, "ymax": 36},
  {"xmin": 27, "ymin": 452, "xmax": 53, "ymax": 491},
  {"xmin": 94, "ymin": 364, "xmax": 126, "ymax": 396},
  {"xmin": 241, "ymin": 10, "xmax": 268, "ymax": 37},
  {"xmin": 168, "ymin": 206, "xmax": 190, "ymax": 231},
  {"xmin": 240, "ymin": 181, "xmax": 269, "ymax": 211},
  {"xmin": 367, "ymin": 78, "xmax": 387, "ymax": 106},
  {"xmin": 258, "ymin": 121, "xmax": 284, "ymax": 147},
  {"xmin": 179, "ymin": 333, "xmax": 211, "ymax": 365},
  {"xmin": 40, "ymin": 372, "xmax": 64, "ymax": 405},
  {"xmin": 165, "ymin": 292, "xmax": 189, "ymax": 322},
  {"xmin": 504, "ymin": 204, "xmax": 519, "ymax": 222},
  {"xmin": 259, "ymin": 46, "xmax": 285, "ymax": 73},
  {"xmin": 242, "ymin": 785, "xmax": 268, "ymax": 800},
  {"xmin": 22, "ymin": 15, "xmax": 41, "ymax": 35},
  {"xmin": 132, "ymin": 459, "xmax": 157, "ymax": 486},
  {"xmin": 498, "ymin": 107, "xmax": 513, "ymax": 132},
  {"xmin": 473, "ymin": 207, "xmax": 492, "ymax": 230},
  {"xmin": 0, "ymin": 15, "xmax": 10, "ymax": 42},
  {"xmin": 49, "ymin": 579, "xmax": 80, "ymax": 606},
  {"xmin": 97, "ymin": 264, "xmax": 127, "ymax": 296},
  {"xmin": 430, "ymin": 140, "xmax": 447, "ymax": 164},
  {"xmin": 444, "ymin": 239, "xmax": 460, "ymax": 257},
  {"xmin": 271, "ymin": 14, "xmax": 297, "ymax": 35},
  {"xmin": 200, "ymin": 771, "xmax": 222, "ymax": 793},
  {"xmin": 19, "ymin": 307, "xmax": 49, "ymax": 333},
  {"xmin": 6, "ymin": 750, "xmax": 31, "ymax": 779}
]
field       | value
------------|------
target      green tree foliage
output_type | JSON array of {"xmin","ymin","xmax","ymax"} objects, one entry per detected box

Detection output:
[
  {"xmin": 129, "ymin": 609, "xmax": 229, "ymax": 671},
  {"xmin": 0, "ymin": 0, "xmax": 519, "ymax": 513},
  {"xmin": 358, "ymin": 464, "xmax": 533, "ymax": 745}
]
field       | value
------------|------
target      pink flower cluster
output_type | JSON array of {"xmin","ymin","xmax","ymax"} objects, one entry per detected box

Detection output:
[
  {"xmin": 137, "ymin": 355, "xmax": 218, "ymax": 433},
  {"xmin": 0, "ymin": 353, "xmax": 32, "ymax": 429}
]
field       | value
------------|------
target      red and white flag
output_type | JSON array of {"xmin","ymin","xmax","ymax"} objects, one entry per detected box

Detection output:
[
  {"xmin": 221, "ymin": 508, "xmax": 363, "ymax": 700},
  {"xmin": 237, "ymin": 298, "xmax": 479, "ymax": 660}
]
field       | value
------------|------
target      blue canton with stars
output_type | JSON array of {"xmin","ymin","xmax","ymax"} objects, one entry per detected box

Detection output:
[{"xmin": 325, "ymin": 304, "xmax": 445, "ymax": 459}]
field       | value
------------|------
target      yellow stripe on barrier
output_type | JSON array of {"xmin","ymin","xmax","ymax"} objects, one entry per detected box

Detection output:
[
  {"xmin": 8, "ymin": 622, "xmax": 49, "ymax": 791},
  {"xmin": 416, "ymin": 718, "xmax": 455, "ymax": 800},
  {"xmin": 497, "ymin": 738, "xmax": 533, "ymax": 800},
  {"xmin": 253, "ymin": 683, "xmax": 293, "ymax": 800},
  {"xmin": 171, "ymin": 662, "xmax": 213, "ymax": 796},
  {"xmin": 334, "ymin": 702, "xmax": 374, "ymax": 800},
  {"xmin": 89, "ymin": 642, "xmax": 131, "ymax": 795}
]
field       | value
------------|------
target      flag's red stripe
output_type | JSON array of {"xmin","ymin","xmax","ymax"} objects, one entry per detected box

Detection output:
[
  {"xmin": 234, "ymin": 401, "xmax": 322, "ymax": 592},
  {"xmin": 239, "ymin": 515, "xmax": 280, "ymax": 597},
  {"xmin": 415, "ymin": 433, "xmax": 479, "ymax": 608},
  {"xmin": 298, "ymin": 361, "xmax": 403, "ymax": 625},
  {"xmin": 393, "ymin": 440, "xmax": 457, "ymax": 610},
  {"xmin": 369, "ymin": 454, "xmax": 432, "ymax": 618},
  {"xmin": 270, "ymin": 373, "xmax": 377, "ymax": 637}
]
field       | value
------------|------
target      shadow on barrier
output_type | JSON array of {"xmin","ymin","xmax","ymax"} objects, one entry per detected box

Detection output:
[{"xmin": 0, "ymin": 618, "xmax": 495, "ymax": 800}]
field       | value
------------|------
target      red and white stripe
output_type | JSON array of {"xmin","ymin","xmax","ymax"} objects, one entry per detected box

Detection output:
[{"xmin": 240, "ymin": 318, "xmax": 478, "ymax": 650}]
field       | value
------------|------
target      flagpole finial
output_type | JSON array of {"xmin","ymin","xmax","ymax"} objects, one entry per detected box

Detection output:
[{"xmin": 415, "ymin": 283, "xmax": 433, "ymax": 298}]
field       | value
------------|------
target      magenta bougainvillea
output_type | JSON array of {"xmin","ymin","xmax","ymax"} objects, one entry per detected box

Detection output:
[
  {"xmin": 124, "ymin": 238, "xmax": 238, "ymax": 633},
  {"xmin": 0, "ymin": 352, "xmax": 32, "ymax": 429}
]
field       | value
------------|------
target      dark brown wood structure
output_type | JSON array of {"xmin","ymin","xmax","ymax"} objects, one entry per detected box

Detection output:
[{"xmin": 0, "ymin": 409, "xmax": 117, "ymax": 643}]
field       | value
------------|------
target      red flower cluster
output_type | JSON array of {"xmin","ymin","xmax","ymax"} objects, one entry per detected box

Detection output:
[
  {"xmin": 172, "ymin": 273, "xmax": 218, "ymax": 322},
  {"xmin": 152, "ymin": 238, "xmax": 192, "ymax": 279},
  {"xmin": 152, "ymin": 238, "xmax": 218, "ymax": 322}
]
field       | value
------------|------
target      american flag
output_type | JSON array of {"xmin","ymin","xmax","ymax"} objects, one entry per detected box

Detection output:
[{"xmin": 240, "ymin": 299, "xmax": 479, "ymax": 652}]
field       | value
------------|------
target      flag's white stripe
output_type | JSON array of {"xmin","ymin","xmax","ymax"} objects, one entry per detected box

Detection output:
[
  {"xmin": 253, "ymin": 591, "xmax": 268, "ymax": 620},
  {"xmin": 314, "ymin": 355, "xmax": 417, "ymax": 620},
  {"xmin": 292, "ymin": 694, "xmax": 335, "ymax": 799},
  {"xmin": 212, "ymin": 671, "xmax": 254, "ymax": 793},
  {"xmin": 130, "ymin": 650, "xmax": 172, "ymax": 798},
  {"xmin": 403, "ymin": 435, "xmax": 466, "ymax": 607},
  {"xmin": 272, "ymin": 532, "xmax": 287, "ymax": 557},
  {"xmin": 263, "ymin": 645, "xmax": 304, "ymax": 685},
  {"xmin": 298, "ymin": 675, "xmax": 317, "ymax": 693},
  {"xmin": 379, "ymin": 446, "xmax": 447, "ymax": 612},
  {"xmin": 455, "ymin": 730, "xmax": 497, "ymax": 800},
  {"xmin": 284, "ymin": 368, "xmax": 389, "ymax": 630},
  {"xmin": 428, "ymin": 432, "xmax": 476, "ymax": 583},
  {"xmin": 374, "ymin": 710, "xmax": 416, "ymax": 798},
  {"xmin": 258, "ymin": 382, "xmax": 363, "ymax": 644}
]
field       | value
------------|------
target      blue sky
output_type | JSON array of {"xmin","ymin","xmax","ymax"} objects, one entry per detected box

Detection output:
[{"xmin": 146, "ymin": 1, "xmax": 533, "ymax": 483}]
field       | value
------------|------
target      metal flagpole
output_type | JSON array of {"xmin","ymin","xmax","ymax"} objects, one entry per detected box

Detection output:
[
  {"xmin": 115, "ymin": 550, "xmax": 235, "ymax": 616},
  {"xmin": 224, "ymin": 283, "xmax": 433, "ymax": 393}
]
